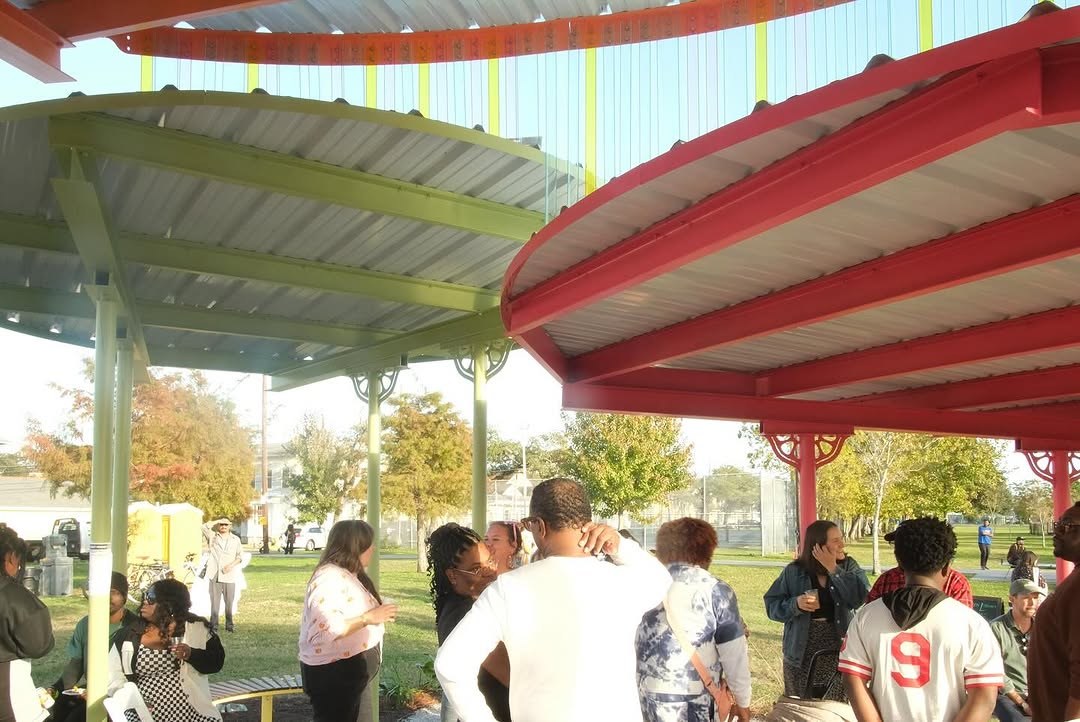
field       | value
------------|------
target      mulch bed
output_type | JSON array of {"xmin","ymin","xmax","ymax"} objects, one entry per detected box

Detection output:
[{"xmin": 220, "ymin": 693, "xmax": 432, "ymax": 722}]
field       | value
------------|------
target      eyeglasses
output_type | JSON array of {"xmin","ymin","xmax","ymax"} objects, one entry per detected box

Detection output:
[
  {"xmin": 142, "ymin": 590, "xmax": 157, "ymax": 604},
  {"xmin": 453, "ymin": 557, "xmax": 497, "ymax": 577},
  {"xmin": 1053, "ymin": 520, "xmax": 1080, "ymax": 534}
]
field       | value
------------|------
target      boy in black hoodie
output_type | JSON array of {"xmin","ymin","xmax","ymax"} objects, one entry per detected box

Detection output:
[{"xmin": 839, "ymin": 517, "xmax": 1003, "ymax": 722}]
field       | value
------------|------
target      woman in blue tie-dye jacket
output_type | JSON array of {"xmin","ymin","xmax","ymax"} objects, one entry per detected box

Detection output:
[{"xmin": 635, "ymin": 518, "xmax": 752, "ymax": 722}]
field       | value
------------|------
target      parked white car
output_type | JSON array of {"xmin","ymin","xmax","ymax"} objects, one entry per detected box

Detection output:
[{"xmin": 280, "ymin": 525, "xmax": 328, "ymax": 551}]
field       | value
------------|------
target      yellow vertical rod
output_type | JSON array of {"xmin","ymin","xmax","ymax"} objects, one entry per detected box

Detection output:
[
  {"xmin": 246, "ymin": 63, "xmax": 259, "ymax": 91},
  {"xmin": 140, "ymin": 56, "xmax": 153, "ymax": 91},
  {"xmin": 918, "ymin": 0, "xmax": 934, "ymax": 52},
  {"xmin": 585, "ymin": 48, "xmax": 598, "ymax": 195},
  {"xmin": 755, "ymin": 22, "xmax": 768, "ymax": 102},
  {"xmin": 487, "ymin": 58, "xmax": 500, "ymax": 135},
  {"xmin": 366, "ymin": 66, "xmax": 378, "ymax": 107},
  {"xmin": 419, "ymin": 64, "xmax": 430, "ymax": 117}
]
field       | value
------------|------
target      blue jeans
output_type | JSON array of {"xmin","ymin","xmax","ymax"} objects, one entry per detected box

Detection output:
[{"xmin": 994, "ymin": 694, "xmax": 1030, "ymax": 722}]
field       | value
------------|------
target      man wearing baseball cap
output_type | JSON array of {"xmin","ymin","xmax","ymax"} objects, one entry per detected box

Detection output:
[
  {"xmin": 49, "ymin": 571, "xmax": 139, "ymax": 721},
  {"xmin": 988, "ymin": 578, "xmax": 1046, "ymax": 721}
]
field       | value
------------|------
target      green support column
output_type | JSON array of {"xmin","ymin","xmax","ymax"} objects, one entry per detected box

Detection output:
[
  {"xmin": 86, "ymin": 290, "xmax": 118, "ymax": 722},
  {"xmin": 454, "ymin": 342, "xmax": 510, "ymax": 531},
  {"xmin": 112, "ymin": 339, "xmax": 134, "ymax": 572},
  {"xmin": 472, "ymin": 344, "xmax": 488, "ymax": 531},
  {"xmin": 365, "ymin": 371, "xmax": 382, "ymax": 722},
  {"xmin": 366, "ymin": 370, "xmax": 382, "ymax": 587}
]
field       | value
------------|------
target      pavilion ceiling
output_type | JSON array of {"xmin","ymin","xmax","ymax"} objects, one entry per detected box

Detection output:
[
  {"xmin": 501, "ymin": 7, "xmax": 1080, "ymax": 444},
  {"xmin": 0, "ymin": 89, "xmax": 582, "ymax": 388}
]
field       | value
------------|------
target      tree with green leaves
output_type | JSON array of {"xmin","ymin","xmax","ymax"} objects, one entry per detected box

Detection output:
[
  {"xmin": 381, "ymin": 392, "xmax": 472, "ymax": 572},
  {"xmin": 816, "ymin": 442, "xmax": 873, "ymax": 539},
  {"xmin": 889, "ymin": 436, "xmax": 1008, "ymax": 519},
  {"xmin": 1013, "ymin": 479, "xmax": 1054, "ymax": 543},
  {"xmin": 557, "ymin": 411, "xmax": 692, "ymax": 526},
  {"xmin": 23, "ymin": 362, "xmax": 255, "ymax": 520},
  {"xmin": 283, "ymin": 414, "xmax": 366, "ymax": 525},
  {"xmin": 487, "ymin": 429, "xmax": 567, "ymax": 482}
]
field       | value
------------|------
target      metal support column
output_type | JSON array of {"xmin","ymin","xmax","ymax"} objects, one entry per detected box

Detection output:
[
  {"xmin": 86, "ymin": 289, "xmax": 118, "ymax": 722},
  {"xmin": 454, "ymin": 342, "xmax": 510, "ymax": 532},
  {"xmin": 1018, "ymin": 446, "xmax": 1079, "ymax": 582},
  {"xmin": 763, "ymin": 430, "xmax": 850, "ymax": 551},
  {"xmin": 111, "ymin": 339, "xmax": 134, "ymax": 573},
  {"xmin": 472, "ymin": 345, "xmax": 488, "ymax": 531},
  {"xmin": 797, "ymin": 435, "xmax": 816, "ymax": 547},
  {"xmin": 1051, "ymin": 450, "xmax": 1075, "ymax": 581},
  {"xmin": 366, "ymin": 371, "xmax": 382, "ymax": 587},
  {"xmin": 351, "ymin": 368, "xmax": 397, "ymax": 722}
]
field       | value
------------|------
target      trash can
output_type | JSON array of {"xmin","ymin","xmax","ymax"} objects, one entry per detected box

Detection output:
[
  {"xmin": 40, "ymin": 535, "xmax": 73, "ymax": 596},
  {"xmin": 22, "ymin": 565, "xmax": 42, "ymax": 596}
]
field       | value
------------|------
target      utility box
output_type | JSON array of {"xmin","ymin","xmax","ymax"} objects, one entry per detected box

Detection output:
[
  {"xmin": 157, "ymin": 503, "xmax": 203, "ymax": 570},
  {"xmin": 40, "ymin": 534, "xmax": 73, "ymax": 596}
]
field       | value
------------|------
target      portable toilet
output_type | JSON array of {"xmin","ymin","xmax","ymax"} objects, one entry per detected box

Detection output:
[
  {"xmin": 157, "ymin": 503, "xmax": 203, "ymax": 571},
  {"xmin": 127, "ymin": 502, "xmax": 164, "ymax": 563}
]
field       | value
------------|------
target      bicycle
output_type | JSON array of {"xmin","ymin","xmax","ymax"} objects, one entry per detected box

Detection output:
[
  {"xmin": 127, "ymin": 559, "xmax": 172, "ymax": 603},
  {"xmin": 126, "ymin": 553, "xmax": 203, "ymax": 603}
]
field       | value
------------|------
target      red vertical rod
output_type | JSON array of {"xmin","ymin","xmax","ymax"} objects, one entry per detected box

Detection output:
[
  {"xmin": 1052, "ymin": 450, "xmax": 1074, "ymax": 581},
  {"xmin": 798, "ymin": 434, "xmax": 817, "ymax": 550}
]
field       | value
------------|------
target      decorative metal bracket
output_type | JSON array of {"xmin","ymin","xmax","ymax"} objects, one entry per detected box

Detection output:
[
  {"xmin": 351, "ymin": 368, "xmax": 400, "ymax": 404},
  {"xmin": 1020, "ymin": 450, "xmax": 1080, "ymax": 483},
  {"xmin": 453, "ymin": 340, "xmax": 512, "ymax": 382},
  {"xmin": 764, "ymin": 433, "xmax": 849, "ymax": 470}
]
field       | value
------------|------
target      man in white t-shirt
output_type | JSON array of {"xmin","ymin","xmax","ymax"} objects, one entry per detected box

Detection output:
[
  {"xmin": 435, "ymin": 478, "xmax": 672, "ymax": 722},
  {"xmin": 839, "ymin": 517, "xmax": 1003, "ymax": 722}
]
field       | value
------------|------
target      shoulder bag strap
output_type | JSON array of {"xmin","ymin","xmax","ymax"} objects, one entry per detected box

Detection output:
[{"xmin": 662, "ymin": 589, "xmax": 735, "ymax": 719}]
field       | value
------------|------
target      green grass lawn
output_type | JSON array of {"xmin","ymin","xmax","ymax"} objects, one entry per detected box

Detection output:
[
  {"xmin": 842, "ymin": 523, "xmax": 1053, "ymax": 571},
  {"xmin": 32, "ymin": 553, "xmax": 1017, "ymax": 715}
]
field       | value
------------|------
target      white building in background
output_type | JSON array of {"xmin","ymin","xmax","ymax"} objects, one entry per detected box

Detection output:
[{"xmin": 241, "ymin": 443, "xmax": 363, "ymax": 547}]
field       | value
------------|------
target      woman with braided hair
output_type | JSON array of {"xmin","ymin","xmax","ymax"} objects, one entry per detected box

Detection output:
[{"xmin": 427, "ymin": 523, "xmax": 510, "ymax": 722}]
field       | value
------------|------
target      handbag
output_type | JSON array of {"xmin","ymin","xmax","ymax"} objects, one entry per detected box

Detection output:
[{"xmin": 662, "ymin": 590, "xmax": 737, "ymax": 721}]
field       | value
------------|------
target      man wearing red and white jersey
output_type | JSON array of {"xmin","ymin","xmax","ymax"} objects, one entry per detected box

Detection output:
[{"xmin": 840, "ymin": 517, "xmax": 1003, "ymax": 722}]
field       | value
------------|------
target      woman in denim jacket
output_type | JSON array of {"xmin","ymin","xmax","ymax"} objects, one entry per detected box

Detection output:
[{"xmin": 764, "ymin": 521, "xmax": 869, "ymax": 701}]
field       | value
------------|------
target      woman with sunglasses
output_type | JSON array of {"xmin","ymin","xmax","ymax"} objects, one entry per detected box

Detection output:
[
  {"xmin": 427, "ymin": 523, "xmax": 510, "ymax": 722},
  {"xmin": 108, "ymin": 578, "xmax": 224, "ymax": 721},
  {"xmin": 484, "ymin": 522, "xmax": 527, "ymax": 574},
  {"xmin": 299, "ymin": 520, "xmax": 397, "ymax": 722}
]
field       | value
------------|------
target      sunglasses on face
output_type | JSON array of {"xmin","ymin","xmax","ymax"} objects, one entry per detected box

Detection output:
[
  {"xmin": 142, "ymin": 590, "xmax": 157, "ymax": 604},
  {"xmin": 1053, "ymin": 520, "xmax": 1080, "ymax": 535},
  {"xmin": 454, "ymin": 557, "xmax": 497, "ymax": 576}
]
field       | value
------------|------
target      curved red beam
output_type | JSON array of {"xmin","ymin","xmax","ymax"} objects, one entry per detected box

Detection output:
[{"xmin": 109, "ymin": 0, "xmax": 851, "ymax": 65}]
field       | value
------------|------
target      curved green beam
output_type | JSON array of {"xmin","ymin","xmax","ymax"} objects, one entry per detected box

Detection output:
[
  {"xmin": 272, "ymin": 308, "xmax": 506, "ymax": 391},
  {"xmin": 0, "ymin": 213, "xmax": 500, "ymax": 313},
  {"xmin": 48, "ymin": 112, "xmax": 545, "ymax": 242}
]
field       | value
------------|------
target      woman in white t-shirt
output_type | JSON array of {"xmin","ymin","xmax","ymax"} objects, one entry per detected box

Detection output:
[{"xmin": 298, "ymin": 520, "xmax": 398, "ymax": 722}]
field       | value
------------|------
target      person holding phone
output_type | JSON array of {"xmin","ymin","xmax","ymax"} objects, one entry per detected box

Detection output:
[{"xmin": 764, "ymin": 520, "xmax": 869, "ymax": 701}]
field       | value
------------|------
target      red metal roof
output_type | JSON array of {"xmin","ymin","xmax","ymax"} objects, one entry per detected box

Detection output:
[{"xmin": 502, "ymin": 7, "xmax": 1080, "ymax": 446}]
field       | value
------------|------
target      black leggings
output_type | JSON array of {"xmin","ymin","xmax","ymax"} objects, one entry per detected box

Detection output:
[
  {"xmin": 979, "ymin": 543, "xmax": 991, "ymax": 568},
  {"xmin": 302, "ymin": 646, "xmax": 381, "ymax": 722}
]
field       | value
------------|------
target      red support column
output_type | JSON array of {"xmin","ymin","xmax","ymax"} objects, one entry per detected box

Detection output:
[
  {"xmin": 1018, "ymin": 447, "xmax": 1079, "ymax": 581},
  {"xmin": 763, "ymin": 432, "xmax": 849, "ymax": 549}
]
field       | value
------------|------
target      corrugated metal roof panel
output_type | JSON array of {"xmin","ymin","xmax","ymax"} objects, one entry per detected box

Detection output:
[
  {"xmin": 510, "ymin": 89, "xmax": 910, "ymax": 294},
  {"xmin": 0, "ymin": 91, "xmax": 568, "ymax": 378},
  {"xmin": 540, "ymin": 123, "xmax": 1080, "ymax": 359}
]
